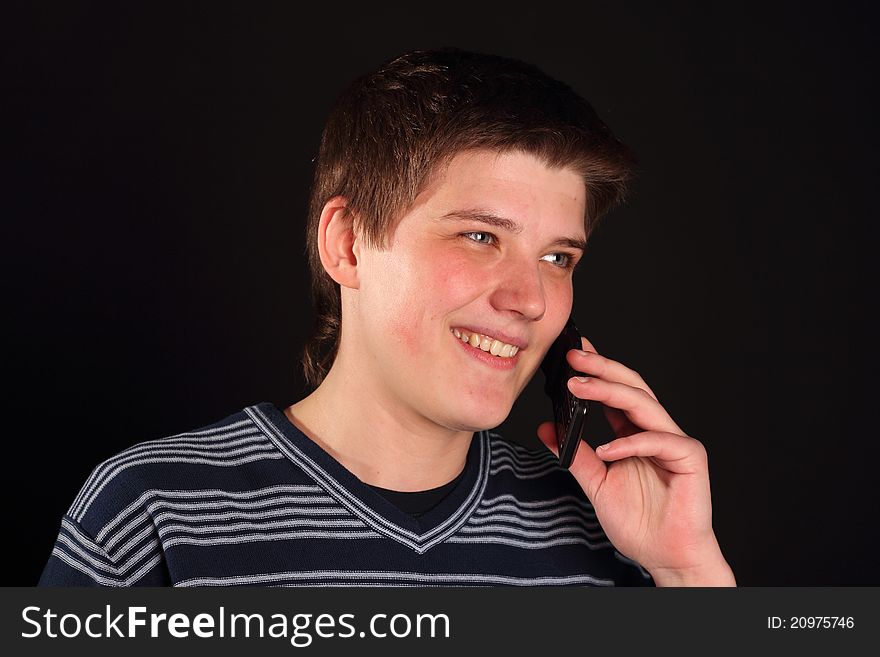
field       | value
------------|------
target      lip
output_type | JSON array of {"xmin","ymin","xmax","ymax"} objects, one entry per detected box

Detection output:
[
  {"xmin": 451, "ymin": 330, "xmax": 521, "ymax": 370},
  {"xmin": 450, "ymin": 325, "xmax": 529, "ymax": 350}
]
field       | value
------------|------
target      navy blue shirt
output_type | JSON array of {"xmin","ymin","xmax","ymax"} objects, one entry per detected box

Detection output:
[{"xmin": 39, "ymin": 402, "xmax": 654, "ymax": 587}]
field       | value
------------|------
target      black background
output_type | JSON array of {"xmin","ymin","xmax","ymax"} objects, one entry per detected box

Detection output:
[{"xmin": 4, "ymin": 2, "xmax": 877, "ymax": 585}]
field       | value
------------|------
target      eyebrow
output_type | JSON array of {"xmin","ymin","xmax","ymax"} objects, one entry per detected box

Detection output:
[{"xmin": 440, "ymin": 208, "xmax": 587, "ymax": 252}]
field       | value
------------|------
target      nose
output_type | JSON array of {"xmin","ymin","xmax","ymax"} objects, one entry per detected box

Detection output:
[{"xmin": 487, "ymin": 256, "xmax": 547, "ymax": 321}]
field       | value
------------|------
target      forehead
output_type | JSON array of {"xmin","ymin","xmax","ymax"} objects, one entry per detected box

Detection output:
[{"xmin": 411, "ymin": 149, "xmax": 587, "ymax": 233}]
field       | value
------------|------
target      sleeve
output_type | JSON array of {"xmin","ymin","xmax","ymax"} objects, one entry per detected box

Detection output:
[
  {"xmin": 612, "ymin": 550, "xmax": 656, "ymax": 587},
  {"xmin": 38, "ymin": 515, "xmax": 127, "ymax": 586},
  {"xmin": 38, "ymin": 515, "xmax": 170, "ymax": 587}
]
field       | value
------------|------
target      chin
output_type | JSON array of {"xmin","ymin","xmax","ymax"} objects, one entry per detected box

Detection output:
[{"xmin": 446, "ymin": 399, "xmax": 513, "ymax": 433}]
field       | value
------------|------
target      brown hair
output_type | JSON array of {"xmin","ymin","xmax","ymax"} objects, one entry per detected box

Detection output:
[{"xmin": 302, "ymin": 47, "xmax": 638, "ymax": 388}]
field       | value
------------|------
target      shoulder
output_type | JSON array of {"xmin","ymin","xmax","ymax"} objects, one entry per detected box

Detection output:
[
  {"xmin": 481, "ymin": 430, "xmax": 654, "ymax": 585},
  {"xmin": 486, "ymin": 430, "xmax": 560, "ymax": 470},
  {"xmin": 485, "ymin": 430, "xmax": 579, "ymax": 490},
  {"xmin": 66, "ymin": 406, "xmax": 282, "ymax": 536},
  {"xmin": 482, "ymin": 429, "xmax": 593, "ymax": 512}
]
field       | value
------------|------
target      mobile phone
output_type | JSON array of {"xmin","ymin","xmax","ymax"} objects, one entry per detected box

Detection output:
[{"xmin": 540, "ymin": 317, "xmax": 589, "ymax": 469}]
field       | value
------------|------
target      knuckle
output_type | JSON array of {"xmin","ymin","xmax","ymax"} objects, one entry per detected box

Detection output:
[{"xmin": 689, "ymin": 437, "xmax": 708, "ymax": 459}]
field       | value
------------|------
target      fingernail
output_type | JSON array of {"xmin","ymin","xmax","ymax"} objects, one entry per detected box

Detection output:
[
  {"xmin": 576, "ymin": 349, "xmax": 588, "ymax": 356},
  {"xmin": 596, "ymin": 443, "xmax": 609, "ymax": 451},
  {"xmin": 575, "ymin": 376, "xmax": 590, "ymax": 383}
]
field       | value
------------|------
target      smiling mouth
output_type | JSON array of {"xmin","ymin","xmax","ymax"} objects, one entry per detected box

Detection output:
[{"xmin": 450, "ymin": 328, "xmax": 520, "ymax": 358}]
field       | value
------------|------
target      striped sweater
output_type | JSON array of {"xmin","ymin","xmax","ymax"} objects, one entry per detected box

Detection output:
[{"xmin": 39, "ymin": 402, "xmax": 654, "ymax": 587}]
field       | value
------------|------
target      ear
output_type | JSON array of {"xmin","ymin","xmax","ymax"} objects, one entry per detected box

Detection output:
[{"xmin": 317, "ymin": 196, "xmax": 360, "ymax": 289}]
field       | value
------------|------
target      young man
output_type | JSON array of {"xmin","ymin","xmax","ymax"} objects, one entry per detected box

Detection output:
[{"xmin": 40, "ymin": 48, "xmax": 735, "ymax": 587}]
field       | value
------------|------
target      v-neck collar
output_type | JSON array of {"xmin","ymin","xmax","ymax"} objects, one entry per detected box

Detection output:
[{"xmin": 244, "ymin": 402, "xmax": 489, "ymax": 554}]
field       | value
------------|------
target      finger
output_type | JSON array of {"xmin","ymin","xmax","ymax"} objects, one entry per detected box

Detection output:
[
  {"xmin": 579, "ymin": 335, "xmax": 598, "ymax": 353},
  {"xmin": 566, "ymin": 349, "xmax": 658, "ymax": 401},
  {"xmin": 567, "ymin": 376, "xmax": 683, "ymax": 435},
  {"xmin": 536, "ymin": 420, "xmax": 607, "ymax": 502},
  {"xmin": 602, "ymin": 404, "xmax": 642, "ymax": 438},
  {"xmin": 596, "ymin": 431, "xmax": 707, "ymax": 475}
]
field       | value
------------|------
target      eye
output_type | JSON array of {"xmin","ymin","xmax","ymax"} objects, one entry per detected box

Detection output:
[
  {"xmin": 541, "ymin": 253, "xmax": 575, "ymax": 269},
  {"xmin": 462, "ymin": 232, "xmax": 495, "ymax": 245}
]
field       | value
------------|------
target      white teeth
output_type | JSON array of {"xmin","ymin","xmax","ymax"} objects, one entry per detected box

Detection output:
[{"xmin": 451, "ymin": 329, "xmax": 521, "ymax": 358}]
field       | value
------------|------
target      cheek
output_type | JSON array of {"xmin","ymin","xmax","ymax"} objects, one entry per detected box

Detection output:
[
  {"xmin": 538, "ymin": 281, "xmax": 575, "ymax": 354},
  {"xmin": 549, "ymin": 281, "xmax": 574, "ymax": 318},
  {"xmin": 430, "ymin": 255, "xmax": 475, "ymax": 298},
  {"xmin": 385, "ymin": 314, "xmax": 420, "ymax": 355},
  {"xmin": 382, "ymin": 250, "xmax": 477, "ymax": 354}
]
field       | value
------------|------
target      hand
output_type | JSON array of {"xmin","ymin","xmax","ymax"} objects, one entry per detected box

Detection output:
[{"xmin": 536, "ymin": 337, "xmax": 736, "ymax": 586}]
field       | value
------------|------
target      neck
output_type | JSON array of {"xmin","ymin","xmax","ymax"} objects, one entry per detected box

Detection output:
[{"xmin": 285, "ymin": 353, "xmax": 473, "ymax": 492}]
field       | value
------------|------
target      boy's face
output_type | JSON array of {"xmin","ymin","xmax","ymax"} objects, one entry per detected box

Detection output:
[{"xmin": 349, "ymin": 148, "xmax": 587, "ymax": 433}]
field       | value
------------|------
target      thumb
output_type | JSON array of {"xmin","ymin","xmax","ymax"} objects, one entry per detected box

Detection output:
[{"xmin": 537, "ymin": 421, "xmax": 608, "ymax": 503}]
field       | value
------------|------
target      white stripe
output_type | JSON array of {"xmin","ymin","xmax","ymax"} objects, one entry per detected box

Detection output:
[
  {"xmin": 113, "ymin": 538, "xmax": 164, "ymax": 578},
  {"xmin": 55, "ymin": 534, "xmax": 120, "ymax": 577},
  {"xmin": 488, "ymin": 451, "xmax": 553, "ymax": 467},
  {"xmin": 279, "ymin": 583, "xmax": 457, "ymax": 588},
  {"xmin": 60, "ymin": 518, "xmax": 115, "ymax": 560},
  {"xmin": 162, "ymin": 530, "xmax": 383, "ymax": 549},
  {"xmin": 491, "ymin": 440, "xmax": 554, "ymax": 455},
  {"xmin": 446, "ymin": 535, "xmax": 614, "ymax": 551},
  {"xmin": 490, "ymin": 441, "xmax": 557, "ymax": 465},
  {"xmin": 489, "ymin": 454, "xmax": 562, "ymax": 474},
  {"xmin": 69, "ymin": 421, "xmax": 258, "ymax": 515},
  {"xmin": 108, "ymin": 524, "xmax": 158, "ymax": 562},
  {"xmin": 52, "ymin": 546, "xmax": 164, "ymax": 586},
  {"xmin": 125, "ymin": 553, "xmax": 165, "ymax": 585},
  {"xmin": 90, "ymin": 442, "xmax": 274, "ymax": 468},
  {"xmin": 51, "ymin": 548, "xmax": 124, "ymax": 586},
  {"xmin": 149, "ymin": 495, "xmax": 337, "ymax": 513},
  {"xmin": 474, "ymin": 502, "xmax": 596, "ymax": 520},
  {"xmin": 59, "ymin": 518, "xmax": 160, "ymax": 580},
  {"xmin": 150, "ymin": 507, "xmax": 356, "ymax": 526},
  {"xmin": 157, "ymin": 518, "xmax": 368, "ymax": 538},
  {"xmin": 130, "ymin": 425, "xmax": 261, "ymax": 447},
  {"xmin": 102, "ymin": 494, "xmax": 341, "ymax": 551},
  {"xmin": 457, "ymin": 523, "xmax": 607, "ymax": 541},
  {"xmin": 108, "ymin": 506, "xmax": 356, "ymax": 559},
  {"xmin": 100, "ymin": 431, "xmax": 266, "ymax": 454},
  {"xmin": 174, "ymin": 569, "xmax": 614, "ymax": 587},
  {"xmin": 159, "ymin": 418, "xmax": 254, "ymax": 438},
  {"xmin": 74, "ymin": 438, "xmax": 276, "ymax": 518},
  {"xmin": 96, "ymin": 485, "xmax": 327, "ymax": 543},
  {"xmin": 490, "ymin": 462, "xmax": 561, "ymax": 479},
  {"xmin": 465, "ymin": 512, "xmax": 600, "ymax": 530},
  {"xmin": 75, "ymin": 451, "xmax": 284, "ymax": 521}
]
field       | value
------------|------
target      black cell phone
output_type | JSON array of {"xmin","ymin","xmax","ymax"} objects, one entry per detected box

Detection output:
[{"xmin": 540, "ymin": 317, "xmax": 589, "ymax": 469}]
